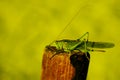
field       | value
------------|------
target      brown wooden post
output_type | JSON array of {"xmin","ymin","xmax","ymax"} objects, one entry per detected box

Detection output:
[{"xmin": 41, "ymin": 46, "xmax": 90, "ymax": 80}]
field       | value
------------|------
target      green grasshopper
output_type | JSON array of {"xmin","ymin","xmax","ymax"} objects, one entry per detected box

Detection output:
[
  {"xmin": 48, "ymin": 32, "xmax": 115, "ymax": 59},
  {"xmin": 46, "ymin": 32, "xmax": 115, "ymax": 80}
]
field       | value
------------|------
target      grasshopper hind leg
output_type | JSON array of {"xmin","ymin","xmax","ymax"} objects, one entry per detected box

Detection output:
[
  {"xmin": 77, "ymin": 32, "xmax": 89, "ymax": 41},
  {"xmin": 83, "ymin": 39, "xmax": 90, "ymax": 60}
]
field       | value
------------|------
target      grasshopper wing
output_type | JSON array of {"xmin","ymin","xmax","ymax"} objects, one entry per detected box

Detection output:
[{"xmin": 86, "ymin": 41, "xmax": 115, "ymax": 48}]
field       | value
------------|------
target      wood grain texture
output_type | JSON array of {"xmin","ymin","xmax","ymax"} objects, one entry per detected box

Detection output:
[
  {"xmin": 41, "ymin": 47, "xmax": 75, "ymax": 80},
  {"xmin": 41, "ymin": 46, "xmax": 90, "ymax": 80}
]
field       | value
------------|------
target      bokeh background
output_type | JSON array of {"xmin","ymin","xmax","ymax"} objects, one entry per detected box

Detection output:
[{"xmin": 0, "ymin": 0, "xmax": 120, "ymax": 80}]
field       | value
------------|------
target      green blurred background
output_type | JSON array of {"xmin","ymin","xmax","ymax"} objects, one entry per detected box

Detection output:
[{"xmin": 0, "ymin": 0, "xmax": 120, "ymax": 80}]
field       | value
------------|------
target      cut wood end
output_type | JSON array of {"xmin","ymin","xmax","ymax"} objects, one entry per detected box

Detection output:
[
  {"xmin": 41, "ymin": 46, "xmax": 75, "ymax": 80},
  {"xmin": 41, "ymin": 46, "xmax": 90, "ymax": 80}
]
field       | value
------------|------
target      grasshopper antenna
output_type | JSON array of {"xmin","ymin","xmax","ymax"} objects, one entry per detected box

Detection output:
[{"xmin": 49, "ymin": 5, "xmax": 88, "ymax": 45}]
